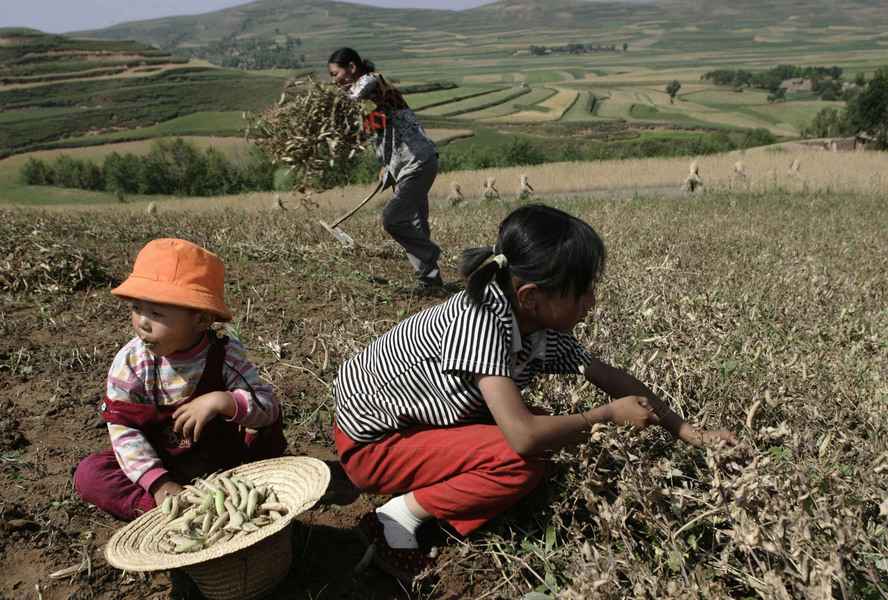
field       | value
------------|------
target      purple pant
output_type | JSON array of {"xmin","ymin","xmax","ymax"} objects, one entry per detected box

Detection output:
[{"xmin": 74, "ymin": 449, "xmax": 157, "ymax": 521}]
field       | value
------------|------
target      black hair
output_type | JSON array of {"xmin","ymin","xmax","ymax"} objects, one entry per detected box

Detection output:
[
  {"xmin": 327, "ymin": 47, "xmax": 375, "ymax": 75},
  {"xmin": 460, "ymin": 204, "xmax": 606, "ymax": 306}
]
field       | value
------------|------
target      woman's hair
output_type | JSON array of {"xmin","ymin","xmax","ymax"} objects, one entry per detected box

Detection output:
[
  {"xmin": 460, "ymin": 204, "xmax": 606, "ymax": 305},
  {"xmin": 327, "ymin": 47, "xmax": 375, "ymax": 74}
]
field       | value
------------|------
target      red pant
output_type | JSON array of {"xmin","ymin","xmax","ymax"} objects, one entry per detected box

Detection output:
[
  {"xmin": 74, "ymin": 450, "xmax": 160, "ymax": 521},
  {"xmin": 335, "ymin": 423, "xmax": 545, "ymax": 535}
]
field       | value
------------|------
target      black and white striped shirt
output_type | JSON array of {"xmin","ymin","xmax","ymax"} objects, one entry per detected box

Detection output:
[{"xmin": 334, "ymin": 283, "xmax": 593, "ymax": 443}]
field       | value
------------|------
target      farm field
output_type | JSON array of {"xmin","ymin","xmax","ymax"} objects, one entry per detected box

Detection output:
[
  {"xmin": 490, "ymin": 88, "xmax": 579, "ymax": 122},
  {"xmin": 4, "ymin": 4, "xmax": 887, "ymax": 159},
  {"xmin": 404, "ymin": 84, "xmax": 504, "ymax": 111},
  {"xmin": 0, "ymin": 29, "xmax": 289, "ymax": 157},
  {"xmin": 1, "ymin": 183, "xmax": 885, "ymax": 599},
  {"xmin": 417, "ymin": 86, "xmax": 532, "ymax": 117},
  {"xmin": 3, "ymin": 2, "xmax": 888, "ymax": 597},
  {"xmin": 459, "ymin": 86, "xmax": 556, "ymax": 120}
]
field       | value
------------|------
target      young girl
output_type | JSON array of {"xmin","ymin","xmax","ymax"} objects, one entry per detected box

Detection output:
[
  {"xmin": 328, "ymin": 47, "xmax": 444, "ymax": 293},
  {"xmin": 74, "ymin": 238, "xmax": 286, "ymax": 520},
  {"xmin": 333, "ymin": 204, "xmax": 737, "ymax": 579}
]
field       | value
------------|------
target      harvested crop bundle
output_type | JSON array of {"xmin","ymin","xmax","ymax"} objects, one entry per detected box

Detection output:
[
  {"xmin": 158, "ymin": 474, "xmax": 288, "ymax": 554},
  {"xmin": 245, "ymin": 77, "xmax": 368, "ymax": 193}
]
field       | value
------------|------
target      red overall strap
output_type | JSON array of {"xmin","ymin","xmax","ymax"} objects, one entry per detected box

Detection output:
[
  {"xmin": 99, "ymin": 331, "xmax": 286, "ymax": 476},
  {"xmin": 100, "ymin": 332, "xmax": 229, "ymax": 429}
]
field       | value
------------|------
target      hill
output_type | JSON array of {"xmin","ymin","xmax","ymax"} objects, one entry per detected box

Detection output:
[
  {"xmin": 0, "ymin": 26, "xmax": 187, "ymax": 84},
  {"xmin": 70, "ymin": 0, "xmax": 888, "ymax": 62},
  {"xmin": 0, "ymin": 29, "xmax": 290, "ymax": 156}
]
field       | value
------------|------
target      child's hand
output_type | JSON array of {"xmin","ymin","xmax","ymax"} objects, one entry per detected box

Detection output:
[
  {"xmin": 172, "ymin": 392, "xmax": 235, "ymax": 443},
  {"xmin": 151, "ymin": 477, "xmax": 184, "ymax": 506},
  {"xmin": 683, "ymin": 428, "xmax": 739, "ymax": 448},
  {"xmin": 606, "ymin": 396, "xmax": 658, "ymax": 429}
]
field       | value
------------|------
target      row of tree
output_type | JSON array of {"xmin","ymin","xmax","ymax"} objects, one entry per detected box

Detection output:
[
  {"xmin": 529, "ymin": 42, "xmax": 627, "ymax": 56},
  {"xmin": 20, "ymin": 139, "xmax": 277, "ymax": 197},
  {"xmin": 183, "ymin": 36, "xmax": 305, "ymax": 70},
  {"xmin": 804, "ymin": 67, "xmax": 888, "ymax": 148},
  {"xmin": 702, "ymin": 64, "xmax": 846, "ymax": 97}
]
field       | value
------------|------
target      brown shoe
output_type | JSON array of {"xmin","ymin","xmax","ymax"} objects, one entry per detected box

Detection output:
[{"xmin": 355, "ymin": 511, "xmax": 434, "ymax": 582}]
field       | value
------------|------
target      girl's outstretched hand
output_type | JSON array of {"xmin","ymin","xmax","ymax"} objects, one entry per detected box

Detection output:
[
  {"xmin": 697, "ymin": 429, "xmax": 739, "ymax": 447},
  {"xmin": 679, "ymin": 426, "xmax": 739, "ymax": 448},
  {"xmin": 607, "ymin": 396, "xmax": 658, "ymax": 429}
]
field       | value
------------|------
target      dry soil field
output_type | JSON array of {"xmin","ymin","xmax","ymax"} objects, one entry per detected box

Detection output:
[{"xmin": 1, "ymin": 174, "xmax": 886, "ymax": 599}]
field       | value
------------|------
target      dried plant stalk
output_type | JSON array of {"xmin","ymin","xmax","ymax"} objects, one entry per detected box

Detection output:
[{"xmin": 245, "ymin": 77, "xmax": 368, "ymax": 194}]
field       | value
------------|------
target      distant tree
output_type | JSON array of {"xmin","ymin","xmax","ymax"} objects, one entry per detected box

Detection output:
[
  {"xmin": 204, "ymin": 148, "xmax": 237, "ymax": 195},
  {"xmin": 503, "ymin": 139, "xmax": 544, "ymax": 166},
  {"xmin": 767, "ymin": 87, "xmax": 787, "ymax": 103},
  {"xmin": 79, "ymin": 161, "xmax": 104, "ymax": 191},
  {"xmin": 854, "ymin": 72, "xmax": 866, "ymax": 87},
  {"xmin": 20, "ymin": 157, "xmax": 52, "ymax": 185},
  {"xmin": 52, "ymin": 155, "xmax": 84, "ymax": 189},
  {"xmin": 846, "ymin": 66, "xmax": 888, "ymax": 148},
  {"xmin": 666, "ymin": 80, "xmax": 682, "ymax": 104},
  {"xmin": 103, "ymin": 152, "xmax": 141, "ymax": 195},
  {"xmin": 622, "ymin": 42, "xmax": 628, "ymax": 52},
  {"xmin": 803, "ymin": 107, "xmax": 849, "ymax": 138}
]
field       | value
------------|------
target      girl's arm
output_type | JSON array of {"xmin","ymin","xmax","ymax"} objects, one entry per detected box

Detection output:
[
  {"xmin": 221, "ymin": 339, "xmax": 280, "ymax": 428},
  {"xmin": 478, "ymin": 375, "xmax": 655, "ymax": 456},
  {"xmin": 582, "ymin": 357, "xmax": 737, "ymax": 447}
]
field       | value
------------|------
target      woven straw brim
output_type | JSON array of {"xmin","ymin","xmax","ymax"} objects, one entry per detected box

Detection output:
[{"xmin": 104, "ymin": 457, "xmax": 330, "ymax": 572}]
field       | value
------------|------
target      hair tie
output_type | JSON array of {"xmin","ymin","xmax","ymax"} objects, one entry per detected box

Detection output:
[{"xmin": 469, "ymin": 251, "xmax": 509, "ymax": 279}]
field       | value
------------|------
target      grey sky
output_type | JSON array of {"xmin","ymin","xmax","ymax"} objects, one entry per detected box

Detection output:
[{"xmin": 1, "ymin": 0, "xmax": 491, "ymax": 34}]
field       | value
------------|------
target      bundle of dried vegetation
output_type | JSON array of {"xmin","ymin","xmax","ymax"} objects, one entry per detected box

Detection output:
[
  {"xmin": 0, "ymin": 218, "xmax": 111, "ymax": 295},
  {"xmin": 245, "ymin": 77, "xmax": 367, "ymax": 194}
]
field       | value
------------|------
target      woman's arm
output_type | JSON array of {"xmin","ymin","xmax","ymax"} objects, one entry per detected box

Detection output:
[
  {"xmin": 582, "ymin": 357, "xmax": 737, "ymax": 447},
  {"xmin": 478, "ymin": 375, "xmax": 655, "ymax": 456}
]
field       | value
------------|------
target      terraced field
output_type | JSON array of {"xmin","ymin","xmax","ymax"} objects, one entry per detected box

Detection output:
[
  {"xmin": 459, "ymin": 87, "xmax": 557, "ymax": 120},
  {"xmin": 405, "ymin": 84, "xmax": 504, "ymax": 111},
  {"xmin": 0, "ymin": 30, "xmax": 290, "ymax": 156},
  {"xmin": 493, "ymin": 87, "xmax": 579, "ymax": 122},
  {"xmin": 418, "ymin": 86, "xmax": 533, "ymax": 117}
]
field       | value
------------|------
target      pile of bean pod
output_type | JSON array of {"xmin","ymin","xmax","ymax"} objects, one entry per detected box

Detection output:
[
  {"xmin": 158, "ymin": 474, "xmax": 289, "ymax": 554},
  {"xmin": 245, "ymin": 76, "xmax": 368, "ymax": 194}
]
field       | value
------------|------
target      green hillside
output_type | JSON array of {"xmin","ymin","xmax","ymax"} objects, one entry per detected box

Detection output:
[
  {"xmin": 70, "ymin": 0, "xmax": 888, "ymax": 64},
  {"xmin": 0, "ymin": 29, "xmax": 290, "ymax": 156},
  {"xmin": 4, "ymin": 0, "xmax": 886, "ymax": 157}
]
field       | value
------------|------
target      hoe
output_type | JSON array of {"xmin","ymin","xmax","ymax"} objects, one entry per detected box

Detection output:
[{"xmin": 319, "ymin": 174, "xmax": 391, "ymax": 248}]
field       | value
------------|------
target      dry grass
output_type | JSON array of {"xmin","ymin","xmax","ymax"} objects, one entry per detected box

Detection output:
[
  {"xmin": 2, "ymin": 187, "xmax": 885, "ymax": 598},
  {"xmin": 29, "ymin": 148, "xmax": 888, "ymax": 216}
]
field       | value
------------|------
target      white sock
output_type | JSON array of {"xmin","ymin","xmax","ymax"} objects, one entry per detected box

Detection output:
[
  {"xmin": 425, "ymin": 268, "xmax": 439, "ymax": 279},
  {"xmin": 376, "ymin": 495, "xmax": 425, "ymax": 549}
]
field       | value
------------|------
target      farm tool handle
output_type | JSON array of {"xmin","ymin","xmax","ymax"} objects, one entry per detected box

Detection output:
[{"xmin": 330, "ymin": 178, "xmax": 385, "ymax": 228}]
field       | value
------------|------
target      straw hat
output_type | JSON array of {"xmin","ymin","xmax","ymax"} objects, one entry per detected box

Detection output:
[
  {"xmin": 112, "ymin": 238, "xmax": 233, "ymax": 322},
  {"xmin": 105, "ymin": 457, "xmax": 330, "ymax": 599}
]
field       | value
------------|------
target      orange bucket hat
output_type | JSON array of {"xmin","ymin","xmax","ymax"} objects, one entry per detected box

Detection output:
[{"xmin": 111, "ymin": 238, "xmax": 233, "ymax": 322}]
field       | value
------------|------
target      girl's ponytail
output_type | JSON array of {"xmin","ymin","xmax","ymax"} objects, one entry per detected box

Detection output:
[
  {"xmin": 460, "ymin": 246, "xmax": 512, "ymax": 306},
  {"xmin": 461, "ymin": 204, "xmax": 606, "ymax": 307},
  {"xmin": 362, "ymin": 59, "xmax": 376, "ymax": 73}
]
